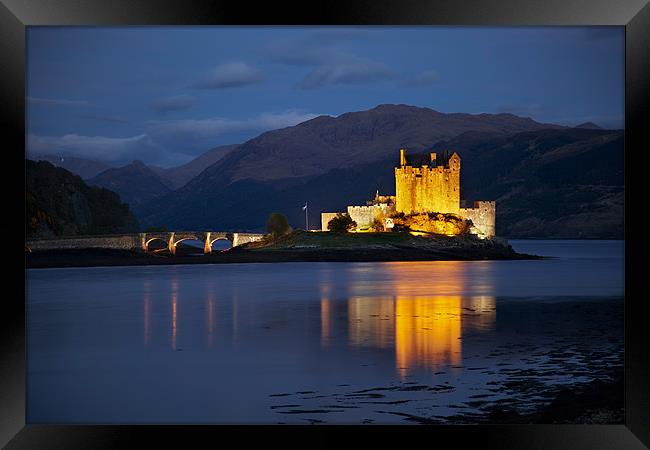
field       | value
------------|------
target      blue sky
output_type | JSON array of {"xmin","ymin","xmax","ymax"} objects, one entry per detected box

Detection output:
[{"xmin": 26, "ymin": 26, "xmax": 624, "ymax": 167}]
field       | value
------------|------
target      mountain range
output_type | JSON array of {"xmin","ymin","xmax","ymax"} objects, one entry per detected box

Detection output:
[
  {"xmin": 31, "ymin": 143, "xmax": 238, "ymax": 207},
  {"xmin": 28, "ymin": 104, "xmax": 623, "ymax": 238}
]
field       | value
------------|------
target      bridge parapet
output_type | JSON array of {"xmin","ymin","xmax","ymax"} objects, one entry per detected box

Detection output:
[
  {"xmin": 27, "ymin": 231, "xmax": 267, "ymax": 255},
  {"xmin": 232, "ymin": 233, "xmax": 265, "ymax": 248},
  {"xmin": 27, "ymin": 234, "xmax": 144, "ymax": 252}
]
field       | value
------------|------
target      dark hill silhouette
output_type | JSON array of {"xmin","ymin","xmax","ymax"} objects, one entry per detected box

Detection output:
[
  {"xmin": 575, "ymin": 122, "xmax": 603, "ymax": 130},
  {"xmin": 26, "ymin": 160, "xmax": 138, "ymax": 238}
]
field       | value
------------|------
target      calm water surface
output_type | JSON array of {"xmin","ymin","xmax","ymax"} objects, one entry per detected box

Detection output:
[{"xmin": 26, "ymin": 240, "xmax": 624, "ymax": 424}]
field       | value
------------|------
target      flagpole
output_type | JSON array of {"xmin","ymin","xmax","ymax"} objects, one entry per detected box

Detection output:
[{"xmin": 305, "ymin": 202, "xmax": 309, "ymax": 231}]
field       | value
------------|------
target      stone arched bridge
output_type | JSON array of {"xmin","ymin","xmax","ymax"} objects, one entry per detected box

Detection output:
[{"xmin": 26, "ymin": 231, "xmax": 265, "ymax": 255}]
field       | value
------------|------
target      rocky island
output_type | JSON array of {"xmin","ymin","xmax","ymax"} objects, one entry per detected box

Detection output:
[
  {"xmin": 26, "ymin": 230, "xmax": 539, "ymax": 269},
  {"xmin": 230, "ymin": 230, "xmax": 536, "ymax": 261}
]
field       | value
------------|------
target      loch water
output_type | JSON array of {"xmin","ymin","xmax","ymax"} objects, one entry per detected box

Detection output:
[{"xmin": 26, "ymin": 240, "xmax": 624, "ymax": 424}]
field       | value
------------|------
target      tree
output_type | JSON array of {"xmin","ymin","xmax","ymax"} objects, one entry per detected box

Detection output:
[
  {"xmin": 370, "ymin": 218, "xmax": 385, "ymax": 232},
  {"xmin": 266, "ymin": 212, "xmax": 291, "ymax": 237},
  {"xmin": 327, "ymin": 213, "xmax": 356, "ymax": 232}
]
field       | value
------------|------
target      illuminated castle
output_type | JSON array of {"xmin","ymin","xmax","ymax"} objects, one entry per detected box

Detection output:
[{"xmin": 321, "ymin": 149, "xmax": 496, "ymax": 238}]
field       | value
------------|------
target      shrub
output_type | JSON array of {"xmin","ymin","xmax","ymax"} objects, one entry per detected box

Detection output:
[
  {"xmin": 370, "ymin": 218, "xmax": 385, "ymax": 232},
  {"xmin": 266, "ymin": 212, "xmax": 292, "ymax": 237},
  {"xmin": 327, "ymin": 213, "xmax": 356, "ymax": 232}
]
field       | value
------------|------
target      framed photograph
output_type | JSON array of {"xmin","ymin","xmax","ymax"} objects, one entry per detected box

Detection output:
[{"xmin": 3, "ymin": 0, "xmax": 649, "ymax": 447}]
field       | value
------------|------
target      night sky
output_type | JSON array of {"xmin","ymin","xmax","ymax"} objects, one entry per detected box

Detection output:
[{"xmin": 27, "ymin": 26, "xmax": 624, "ymax": 167}]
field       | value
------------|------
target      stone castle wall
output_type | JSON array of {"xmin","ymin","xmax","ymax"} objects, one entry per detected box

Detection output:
[
  {"xmin": 321, "ymin": 212, "xmax": 341, "ymax": 231},
  {"xmin": 395, "ymin": 153, "xmax": 461, "ymax": 215},
  {"xmin": 459, "ymin": 201, "xmax": 496, "ymax": 238},
  {"xmin": 347, "ymin": 204, "xmax": 394, "ymax": 230},
  {"xmin": 347, "ymin": 206, "xmax": 375, "ymax": 229}
]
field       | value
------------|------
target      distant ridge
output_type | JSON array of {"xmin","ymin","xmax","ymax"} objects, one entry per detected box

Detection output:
[
  {"xmin": 88, "ymin": 160, "xmax": 172, "ymax": 208},
  {"xmin": 575, "ymin": 122, "xmax": 603, "ymax": 130},
  {"xmin": 150, "ymin": 144, "xmax": 238, "ymax": 189}
]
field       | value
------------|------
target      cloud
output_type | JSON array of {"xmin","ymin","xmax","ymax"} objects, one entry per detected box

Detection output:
[
  {"xmin": 147, "ymin": 109, "xmax": 321, "ymax": 139},
  {"xmin": 403, "ymin": 69, "xmax": 439, "ymax": 87},
  {"xmin": 296, "ymin": 57, "xmax": 395, "ymax": 90},
  {"xmin": 268, "ymin": 35, "xmax": 394, "ymax": 90},
  {"xmin": 193, "ymin": 62, "xmax": 263, "ymax": 89},
  {"xmin": 28, "ymin": 97, "xmax": 93, "ymax": 107},
  {"xmin": 28, "ymin": 109, "xmax": 322, "ymax": 167},
  {"xmin": 150, "ymin": 94, "xmax": 196, "ymax": 113},
  {"xmin": 27, "ymin": 133, "xmax": 159, "ymax": 164}
]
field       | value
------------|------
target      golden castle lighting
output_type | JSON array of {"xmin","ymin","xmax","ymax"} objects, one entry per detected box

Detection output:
[{"xmin": 321, "ymin": 149, "xmax": 496, "ymax": 238}]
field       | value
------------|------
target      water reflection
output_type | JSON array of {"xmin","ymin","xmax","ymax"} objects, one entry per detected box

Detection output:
[
  {"xmin": 143, "ymin": 281, "xmax": 151, "ymax": 346},
  {"xmin": 171, "ymin": 279, "xmax": 178, "ymax": 350},
  {"xmin": 348, "ymin": 297, "xmax": 395, "ymax": 349},
  {"xmin": 340, "ymin": 262, "xmax": 495, "ymax": 378},
  {"xmin": 321, "ymin": 298, "xmax": 332, "ymax": 346},
  {"xmin": 340, "ymin": 295, "xmax": 496, "ymax": 379},
  {"xmin": 146, "ymin": 260, "xmax": 496, "ymax": 376},
  {"xmin": 345, "ymin": 260, "xmax": 490, "ymax": 297},
  {"xmin": 462, "ymin": 295, "xmax": 497, "ymax": 332},
  {"xmin": 394, "ymin": 296, "xmax": 463, "ymax": 378},
  {"xmin": 206, "ymin": 281, "xmax": 216, "ymax": 348}
]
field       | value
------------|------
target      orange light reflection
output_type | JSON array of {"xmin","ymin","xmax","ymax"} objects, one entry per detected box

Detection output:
[
  {"xmin": 143, "ymin": 282, "xmax": 151, "ymax": 346},
  {"xmin": 343, "ymin": 261, "xmax": 496, "ymax": 379},
  {"xmin": 171, "ymin": 280, "xmax": 178, "ymax": 350}
]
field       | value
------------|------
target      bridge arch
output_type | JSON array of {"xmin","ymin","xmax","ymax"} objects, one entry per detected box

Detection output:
[
  {"xmin": 207, "ymin": 237, "xmax": 233, "ymax": 253},
  {"xmin": 173, "ymin": 237, "xmax": 202, "ymax": 245},
  {"xmin": 209, "ymin": 237, "xmax": 231, "ymax": 246},
  {"xmin": 144, "ymin": 237, "xmax": 167, "ymax": 252},
  {"xmin": 168, "ymin": 234, "xmax": 203, "ymax": 255}
]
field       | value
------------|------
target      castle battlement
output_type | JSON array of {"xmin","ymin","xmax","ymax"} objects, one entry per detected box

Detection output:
[{"xmin": 395, "ymin": 149, "xmax": 461, "ymax": 215}]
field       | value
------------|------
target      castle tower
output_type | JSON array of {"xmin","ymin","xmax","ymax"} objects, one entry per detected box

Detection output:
[{"xmin": 395, "ymin": 149, "xmax": 461, "ymax": 215}]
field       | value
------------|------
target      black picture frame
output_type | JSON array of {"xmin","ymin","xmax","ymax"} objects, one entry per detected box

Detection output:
[{"xmin": 2, "ymin": 0, "xmax": 648, "ymax": 447}]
